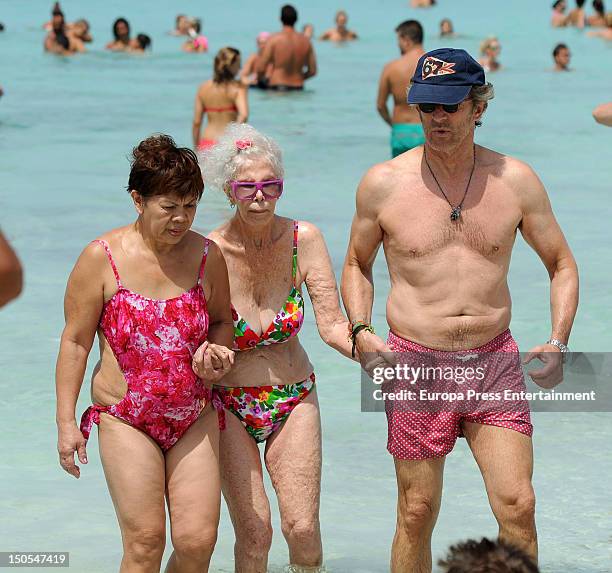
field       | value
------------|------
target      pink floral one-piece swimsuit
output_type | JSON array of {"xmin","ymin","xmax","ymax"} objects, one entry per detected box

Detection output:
[{"xmin": 80, "ymin": 239, "xmax": 213, "ymax": 451}]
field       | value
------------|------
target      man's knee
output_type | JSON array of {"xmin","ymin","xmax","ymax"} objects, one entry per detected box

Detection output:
[
  {"xmin": 123, "ymin": 526, "xmax": 166, "ymax": 564},
  {"xmin": 397, "ymin": 496, "xmax": 439, "ymax": 538},
  {"xmin": 494, "ymin": 485, "xmax": 537, "ymax": 528},
  {"xmin": 172, "ymin": 526, "xmax": 217, "ymax": 561}
]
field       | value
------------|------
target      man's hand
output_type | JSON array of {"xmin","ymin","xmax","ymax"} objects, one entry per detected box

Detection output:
[
  {"xmin": 523, "ymin": 344, "xmax": 564, "ymax": 389},
  {"xmin": 355, "ymin": 330, "xmax": 396, "ymax": 376},
  {"xmin": 192, "ymin": 341, "xmax": 235, "ymax": 386}
]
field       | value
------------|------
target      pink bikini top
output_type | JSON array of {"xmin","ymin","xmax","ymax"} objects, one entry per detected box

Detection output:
[{"xmin": 95, "ymin": 239, "xmax": 210, "ymax": 389}]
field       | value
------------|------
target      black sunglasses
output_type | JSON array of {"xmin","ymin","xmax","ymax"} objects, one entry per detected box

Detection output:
[{"xmin": 418, "ymin": 102, "xmax": 461, "ymax": 114}]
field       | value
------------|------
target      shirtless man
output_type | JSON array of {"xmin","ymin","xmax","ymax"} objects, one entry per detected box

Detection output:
[
  {"xmin": 342, "ymin": 48, "xmax": 579, "ymax": 572},
  {"xmin": 377, "ymin": 20, "xmax": 425, "ymax": 157},
  {"xmin": 320, "ymin": 10, "xmax": 358, "ymax": 42},
  {"xmin": 256, "ymin": 4, "xmax": 316, "ymax": 91}
]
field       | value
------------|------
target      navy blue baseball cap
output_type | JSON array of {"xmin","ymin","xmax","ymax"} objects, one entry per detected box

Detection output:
[{"xmin": 407, "ymin": 48, "xmax": 485, "ymax": 106}]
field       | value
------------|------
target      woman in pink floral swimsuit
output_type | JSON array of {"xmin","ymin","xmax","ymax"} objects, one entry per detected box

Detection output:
[
  {"xmin": 55, "ymin": 135, "xmax": 234, "ymax": 572},
  {"xmin": 199, "ymin": 123, "xmax": 355, "ymax": 572}
]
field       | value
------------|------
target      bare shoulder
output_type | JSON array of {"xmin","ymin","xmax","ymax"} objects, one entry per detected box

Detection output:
[
  {"xmin": 482, "ymin": 147, "xmax": 549, "ymax": 209},
  {"xmin": 358, "ymin": 160, "xmax": 403, "ymax": 208},
  {"xmin": 489, "ymin": 149, "xmax": 543, "ymax": 190},
  {"xmin": 296, "ymin": 219, "xmax": 325, "ymax": 247},
  {"xmin": 198, "ymin": 79, "xmax": 213, "ymax": 94},
  {"xmin": 203, "ymin": 236, "xmax": 223, "ymax": 263},
  {"xmin": 207, "ymin": 223, "xmax": 231, "ymax": 249}
]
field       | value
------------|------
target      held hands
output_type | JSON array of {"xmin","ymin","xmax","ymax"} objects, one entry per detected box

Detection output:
[
  {"xmin": 355, "ymin": 330, "xmax": 396, "ymax": 376},
  {"xmin": 523, "ymin": 343, "xmax": 564, "ymax": 389},
  {"xmin": 57, "ymin": 421, "xmax": 88, "ymax": 479},
  {"xmin": 192, "ymin": 341, "xmax": 235, "ymax": 386}
]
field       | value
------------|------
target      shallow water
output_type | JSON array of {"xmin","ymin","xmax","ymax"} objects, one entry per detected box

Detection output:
[{"xmin": 1, "ymin": 0, "xmax": 611, "ymax": 571}]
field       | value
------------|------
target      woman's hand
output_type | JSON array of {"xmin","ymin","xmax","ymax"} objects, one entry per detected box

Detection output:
[
  {"xmin": 57, "ymin": 421, "xmax": 88, "ymax": 479},
  {"xmin": 192, "ymin": 341, "xmax": 235, "ymax": 386}
]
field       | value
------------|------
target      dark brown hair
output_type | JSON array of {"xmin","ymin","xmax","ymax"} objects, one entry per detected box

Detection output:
[
  {"xmin": 213, "ymin": 47, "xmax": 240, "ymax": 83},
  {"xmin": 395, "ymin": 20, "xmax": 424, "ymax": 44},
  {"xmin": 128, "ymin": 134, "xmax": 204, "ymax": 201},
  {"xmin": 438, "ymin": 538, "xmax": 540, "ymax": 573}
]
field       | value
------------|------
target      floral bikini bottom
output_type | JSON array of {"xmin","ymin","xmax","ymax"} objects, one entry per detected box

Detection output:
[{"xmin": 213, "ymin": 373, "xmax": 315, "ymax": 443}]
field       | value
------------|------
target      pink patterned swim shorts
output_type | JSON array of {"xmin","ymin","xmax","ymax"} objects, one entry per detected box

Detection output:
[{"xmin": 385, "ymin": 329, "xmax": 533, "ymax": 460}]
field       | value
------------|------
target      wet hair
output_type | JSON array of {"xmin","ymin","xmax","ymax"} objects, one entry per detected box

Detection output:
[
  {"xmin": 438, "ymin": 538, "xmax": 540, "ymax": 573},
  {"xmin": 576, "ymin": 0, "xmax": 586, "ymax": 7},
  {"xmin": 55, "ymin": 30, "xmax": 70, "ymax": 50},
  {"xmin": 200, "ymin": 123, "xmax": 283, "ymax": 201},
  {"xmin": 593, "ymin": 0, "xmax": 605, "ymax": 14},
  {"xmin": 395, "ymin": 20, "xmax": 424, "ymax": 44},
  {"xmin": 136, "ymin": 34, "xmax": 152, "ymax": 50},
  {"xmin": 0, "ymin": 23, "xmax": 4, "ymax": 32},
  {"xmin": 281, "ymin": 5, "xmax": 298, "ymax": 26},
  {"xmin": 552, "ymin": 0, "xmax": 565, "ymax": 8},
  {"xmin": 113, "ymin": 18, "xmax": 130, "ymax": 41},
  {"xmin": 553, "ymin": 43, "xmax": 569, "ymax": 57},
  {"xmin": 128, "ymin": 134, "xmax": 204, "ymax": 201},
  {"xmin": 51, "ymin": 9, "xmax": 69, "ymax": 50},
  {"xmin": 213, "ymin": 47, "xmax": 240, "ymax": 83}
]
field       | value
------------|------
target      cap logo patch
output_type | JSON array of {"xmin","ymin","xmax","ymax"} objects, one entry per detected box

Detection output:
[{"xmin": 422, "ymin": 56, "xmax": 456, "ymax": 80}]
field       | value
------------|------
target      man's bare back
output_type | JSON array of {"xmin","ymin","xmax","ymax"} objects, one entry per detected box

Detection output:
[
  {"xmin": 260, "ymin": 28, "xmax": 316, "ymax": 88},
  {"xmin": 379, "ymin": 50, "xmax": 424, "ymax": 124}
]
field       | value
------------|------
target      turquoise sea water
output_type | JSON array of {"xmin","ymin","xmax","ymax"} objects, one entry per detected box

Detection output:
[{"xmin": 1, "ymin": 0, "xmax": 611, "ymax": 571}]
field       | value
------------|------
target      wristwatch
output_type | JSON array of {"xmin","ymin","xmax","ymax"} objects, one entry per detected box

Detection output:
[{"xmin": 546, "ymin": 338, "xmax": 570, "ymax": 362}]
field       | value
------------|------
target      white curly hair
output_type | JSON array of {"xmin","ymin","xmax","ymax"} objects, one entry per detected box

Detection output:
[{"xmin": 200, "ymin": 123, "xmax": 284, "ymax": 198}]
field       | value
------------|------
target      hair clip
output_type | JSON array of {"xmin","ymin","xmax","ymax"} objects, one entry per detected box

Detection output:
[{"xmin": 235, "ymin": 139, "xmax": 252, "ymax": 151}]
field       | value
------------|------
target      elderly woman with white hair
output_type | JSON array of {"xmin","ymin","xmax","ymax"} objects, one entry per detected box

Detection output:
[{"xmin": 198, "ymin": 123, "xmax": 354, "ymax": 572}]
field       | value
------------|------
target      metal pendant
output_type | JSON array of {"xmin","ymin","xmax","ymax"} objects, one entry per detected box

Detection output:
[{"xmin": 450, "ymin": 206, "xmax": 462, "ymax": 221}]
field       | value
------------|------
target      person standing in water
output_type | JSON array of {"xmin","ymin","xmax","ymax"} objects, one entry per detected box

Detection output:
[
  {"xmin": 377, "ymin": 20, "xmax": 425, "ymax": 157},
  {"xmin": 106, "ymin": 17, "xmax": 131, "ymax": 51},
  {"xmin": 319, "ymin": 10, "xmax": 358, "ymax": 42},
  {"xmin": 193, "ymin": 47, "xmax": 248, "ymax": 150},
  {"xmin": 342, "ymin": 48, "xmax": 578, "ymax": 572},
  {"xmin": 256, "ymin": 5, "xmax": 317, "ymax": 91},
  {"xmin": 240, "ymin": 32, "xmax": 273, "ymax": 88}
]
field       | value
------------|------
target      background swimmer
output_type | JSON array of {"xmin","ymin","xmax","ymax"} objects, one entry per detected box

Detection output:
[
  {"xmin": 319, "ymin": 10, "xmax": 358, "ymax": 41},
  {"xmin": 552, "ymin": 43, "xmax": 571, "ymax": 71}
]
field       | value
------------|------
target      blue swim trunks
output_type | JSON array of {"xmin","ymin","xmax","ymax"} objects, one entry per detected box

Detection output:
[{"xmin": 391, "ymin": 123, "xmax": 425, "ymax": 158}]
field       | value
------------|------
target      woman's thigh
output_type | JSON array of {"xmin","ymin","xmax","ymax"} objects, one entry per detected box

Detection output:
[
  {"xmin": 265, "ymin": 388, "xmax": 322, "ymax": 522},
  {"xmin": 165, "ymin": 405, "xmax": 221, "ymax": 536},
  {"xmin": 220, "ymin": 409, "xmax": 271, "ymax": 530},
  {"xmin": 98, "ymin": 413, "xmax": 166, "ymax": 534}
]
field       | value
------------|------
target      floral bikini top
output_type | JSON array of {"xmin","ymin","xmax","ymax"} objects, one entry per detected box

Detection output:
[{"xmin": 231, "ymin": 220, "xmax": 305, "ymax": 351}]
